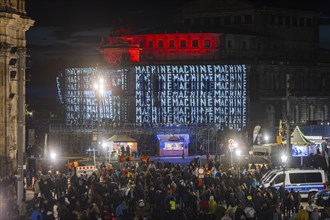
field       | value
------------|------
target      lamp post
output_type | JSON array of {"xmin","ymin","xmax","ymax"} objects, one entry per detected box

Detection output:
[
  {"xmin": 94, "ymin": 77, "xmax": 105, "ymax": 166},
  {"xmin": 17, "ymin": 48, "xmax": 25, "ymax": 207},
  {"xmin": 281, "ymin": 154, "xmax": 288, "ymax": 217},
  {"xmin": 236, "ymin": 149, "xmax": 241, "ymax": 178}
]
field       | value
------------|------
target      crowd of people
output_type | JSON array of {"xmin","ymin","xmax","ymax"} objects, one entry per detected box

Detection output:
[{"xmin": 1, "ymin": 157, "xmax": 330, "ymax": 220}]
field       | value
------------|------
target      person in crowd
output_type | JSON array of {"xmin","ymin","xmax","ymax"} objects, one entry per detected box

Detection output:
[
  {"xmin": 310, "ymin": 207, "xmax": 319, "ymax": 220},
  {"xmin": 22, "ymin": 154, "xmax": 327, "ymax": 220},
  {"xmin": 221, "ymin": 210, "xmax": 232, "ymax": 220},
  {"xmin": 296, "ymin": 205, "xmax": 309, "ymax": 220}
]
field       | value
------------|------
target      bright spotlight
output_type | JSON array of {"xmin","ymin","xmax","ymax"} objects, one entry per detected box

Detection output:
[
  {"xmin": 235, "ymin": 149, "xmax": 241, "ymax": 156},
  {"xmin": 50, "ymin": 152, "xmax": 57, "ymax": 160}
]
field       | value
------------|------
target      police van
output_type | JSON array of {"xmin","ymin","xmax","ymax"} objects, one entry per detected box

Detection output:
[{"xmin": 261, "ymin": 168, "xmax": 327, "ymax": 200}]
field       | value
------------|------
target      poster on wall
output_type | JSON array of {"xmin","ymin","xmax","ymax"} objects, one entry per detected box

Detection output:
[{"xmin": 292, "ymin": 145, "xmax": 308, "ymax": 157}]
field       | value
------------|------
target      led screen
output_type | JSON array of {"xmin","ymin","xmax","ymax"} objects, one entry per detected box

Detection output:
[
  {"xmin": 164, "ymin": 142, "xmax": 184, "ymax": 151},
  {"xmin": 135, "ymin": 64, "xmax": 247, "ymax": 129}
]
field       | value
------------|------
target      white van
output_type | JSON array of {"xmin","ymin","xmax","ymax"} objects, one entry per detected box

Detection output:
[{"xmin": 261, "ymin": 168, "xmax": 327, "ymax": 200}]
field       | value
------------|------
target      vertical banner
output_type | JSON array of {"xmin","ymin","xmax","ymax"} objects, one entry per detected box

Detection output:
[{"xmin": 253, "ymin": 125, "xmax": 261, "ymax": 144}]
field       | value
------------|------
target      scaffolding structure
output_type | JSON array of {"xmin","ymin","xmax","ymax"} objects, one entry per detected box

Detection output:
[{"xmin": 47, "ymin": 123, "xmax": 219, "ymax": 156}]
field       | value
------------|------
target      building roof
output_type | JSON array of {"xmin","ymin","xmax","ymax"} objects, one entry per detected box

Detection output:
[{"xmin": 283, "ymin": 126, "xmax": 314, "ymax": 145}]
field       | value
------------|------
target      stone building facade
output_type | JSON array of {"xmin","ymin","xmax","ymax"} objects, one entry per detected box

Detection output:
[
  {"xmin": 0, "ymin": 0, "xmax": 34, "ymax": 176},
  {"xmin": 178, "ymin": 0, "xmax": 330, "ymax": 138}
]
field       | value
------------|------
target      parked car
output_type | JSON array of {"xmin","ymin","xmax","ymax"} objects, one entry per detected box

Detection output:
[{"xmin": 313, "ymin": 189, "xmax": 330, "ymax": 206}]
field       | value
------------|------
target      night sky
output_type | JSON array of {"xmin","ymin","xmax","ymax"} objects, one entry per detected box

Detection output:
[
  {"xmin": 25, "ymin": 0, "xmax": 329, "ymax": 115},
  {"xmin": 25, "ymin": 0, "xmax": 190, "ymax": 114}
]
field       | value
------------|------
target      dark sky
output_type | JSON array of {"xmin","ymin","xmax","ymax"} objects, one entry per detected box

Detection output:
[
  {"xmin": 25, "ymin": 0, "xmax": 329, "ymax": 115},
  {"xmin": 25, "ymin": 0, "xmax": 190, "ymax": 113}
]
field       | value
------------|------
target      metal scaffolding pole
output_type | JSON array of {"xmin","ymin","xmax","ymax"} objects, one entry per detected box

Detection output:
[{"xmin": 286, "ymin": 73, "xmax": 291, "ymax": 159}]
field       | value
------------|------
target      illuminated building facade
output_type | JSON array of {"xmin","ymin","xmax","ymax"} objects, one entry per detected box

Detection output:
[
  {"xmin": 54, "ymin": 0, "xmax": 330, "ymax": 155},
  {"xmin": 57, "ymin": 63, "xmax": 247, "ymax": 130}
]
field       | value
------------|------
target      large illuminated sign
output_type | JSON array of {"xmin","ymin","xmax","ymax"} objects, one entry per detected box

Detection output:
[{"xmin": 135, "ymin": 64, "xmax": 247, "ymax": 129}]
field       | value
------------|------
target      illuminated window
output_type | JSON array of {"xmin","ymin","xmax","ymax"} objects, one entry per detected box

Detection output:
[
  {"xmin": 169, "ymin": 40, "xmax": 175, "ymax": 48},
  {"xmin": 180, "ymin": 40, "xmax": 186, "ymax": 48},
  {"xmin": 148, "ymin": 41, "xmax": 153, "ymax": 48},
  {"xmin": 204, "ymin": 40, "xmax": 210, "ymax": 48},
  {"xmin": 158, "ymin": 40, "xmax": 164, "ymax": 48},
  {"xmin": 192, "ymin": 40, "xmax": 199, "ymax": 48}
]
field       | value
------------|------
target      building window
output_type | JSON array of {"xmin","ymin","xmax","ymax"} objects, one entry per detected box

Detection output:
[
  {"xmin": 292, "ymin": 17, "xmax": 297, "ymax": 26},
  {"xmin": 309, "ymin": 105, "xmax": 314, "ymax": 121},
  {"xmin": 245, "ymin": 15, "xmax": 252, "ymax": 24},
  {"xmin": 270, "ymin": 15, "xmax": 276, "ymax": 24},
  {"xmin": 158, "ymin": 40, "xmax": 164, "ymax": 48},
  {"xmin": 306, "ymin": 18, "xmax": 312, "ymax": 27},
  {"xmin": 224, "ymin": 16, "xmax": 231, "ymax": 25},
  {"xmin": 148, "ymin": 41, "xmax": 153, "ymax": 48},
  {"xmin": 139, "ymin": 41, "xmax": 144, "ymax": 48},
  {"xmin": 278, "ymin": 16, "xmax": 283, "ymax": 25},
  {"xmin": 285, "ymin": 16, "xmax": 291, "ymax": 25},
  {"xmin": 194, "ymin": 17, "xmax": 201, "ymax": 25},
  {"xmin": 214, "ymin": 17, "xmax": 221, "ymax": 25},
  {"xmin": 234, "ymin": 15, "xmax": 241, "ymax": 24},
  {"xmin": 299, "ymin": 17, "xmax": 305, "ymax": 26},
  {"xmin": 242, "ymin": 41, "xmax": 247, "ymax": 49},
  {"xmin": 192, "ymin": 40, "xmax": 199, "ymax": 48},
  {"xmin": 266, "ymin": 105, "xmax": 275, "ymax": 128},
  {"xmin": 295, "ymin": 105, "xmax": 300, "ymax": 124},
  {"xmin": 180, "ymin": 40, "xmax": 186, "ymax": 48},
  {"xmin": 204, "ymin": 17, "xmax": 211, "ymax": 26},
  {"xmin": 204, "ymin": 40, "xmax": 210, "ymax": 48},
  {"xmin": 183, "ymin": 18, "xmax": 190, "ymax": 25},
  {"xmin": 169, "ymin": 40, "xmax": 175, "ymax": 48},
  {"xmin": 257, "ymin": 42, "xmax": 261, "ymax": 50},
  {"xmin": 323, "ymin": 105, "xmax": 328, "ymax": 121},
  {"xmin": 227, "ymin": 40, "xmax": 232, "ymax": 48}
]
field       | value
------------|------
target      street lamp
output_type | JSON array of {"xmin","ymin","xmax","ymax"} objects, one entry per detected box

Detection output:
[
  {"xmin": 281, "ymin": 154, "xmax": 288, "ymax": 167},
  {"xmin": 264, "ymin": 134, "xmax": 269, "ymax": 143},
  {"xmin": 281, "ymin": 154, "xmax": 288, "ymax": 217},
  {"xmin": 94, "ymin": 77, "xmax": 105, "ymax": 167},
  {"xmin": 235, "ymin": 149, "xmax": 241, "ymax": 178},
  {"xmin": 102, "ymin": 141, "xmax": 111, "ymax": 163}
]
